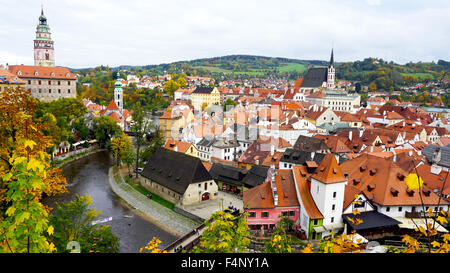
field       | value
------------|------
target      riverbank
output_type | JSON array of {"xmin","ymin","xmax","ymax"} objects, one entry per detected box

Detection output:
[
  {"xmin": 108, "ymin": 166, "xmax": 200, "ymax": 238},
  {"xmin": 52, "ymin": 146, "xmax": 107, "ymax": 169}
]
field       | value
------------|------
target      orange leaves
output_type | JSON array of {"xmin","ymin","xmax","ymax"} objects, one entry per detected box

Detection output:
[
  {"xmin": 301, "ymin": 244, "xmax": 314, "ymax": 253},
  {"xmin": 346, "ymin": 216, "xmax": 363, "ymax": 226}
]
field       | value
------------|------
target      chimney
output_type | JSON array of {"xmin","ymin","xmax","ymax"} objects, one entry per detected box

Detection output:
[
  {"xmin": 271, "ymin": 144, "xmax": 274, "ymax": 156},
  {"xmin": 392, "ymin": 150, "xmax": 397, "ymax": 162},
  {"xmin": 174, "ymin": 145, "xmax": 178, "ymax": 152},
  {"xmin": 349, "ymin": 131, "xmax": 353, "ymax": 141}
]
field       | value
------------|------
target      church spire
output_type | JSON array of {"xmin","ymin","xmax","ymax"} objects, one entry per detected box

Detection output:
[{"xmin": 329, "ymin": 48, "xmax": 334, "ymax": 67}]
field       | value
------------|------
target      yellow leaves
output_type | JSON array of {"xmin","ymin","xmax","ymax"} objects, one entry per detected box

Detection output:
[
  {"xmin": 23, "ymin": 140, "xmax": 37, "ymax": 151},
  {"xmin": 404, "ymin": 173, "xmax": 424, "ymax": 191},
  {"xmin": 47, "ymin": 225, "xmax": 54, "ymax": 236},
  {"xmin": 5, "ymin": 206, "xmax": 16, "ymax": 216},
  {"xmin": 27, "ymin": 158, "xmax": 45, "ymax": 173},
  {"xmin": 140, "ymin": 237, "xmax": 166, "ymax": 253},
  {"xmin": 436, "ymin": 216, "xmax": 447, "ymax": 225},
  {"xmin": 431, "ymin": 241, "xmax": 440, "ymax": 248}
]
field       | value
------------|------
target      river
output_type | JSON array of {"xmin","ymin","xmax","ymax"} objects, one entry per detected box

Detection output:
[{"xmin": 43, "ymin": 150, "xmax": 177, "ymax": 253}]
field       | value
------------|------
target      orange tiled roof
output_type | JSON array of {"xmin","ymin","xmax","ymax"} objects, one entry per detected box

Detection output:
[
  {"xmin": 108, "ymin": 111, "xmax": 122, "ymax": 123},
  {"xmin": 106, "ymin": 100, "xmax": 119, "ymax": 111},
  {"xmin": 8, "ymin": 65, "xmax": 76, "ymax": 80},
  {"xmin": 340, "ymin": 154, "xmax": 447, "ymax": 206},
  {"xmin": 311, "ymin": 153, "xmax": 346, "ymax": 184},
  {"xmin": 243, "ymin": 181, "xmax": 275, "ymax": 209},
  {"xmin": 292, "ymin": 166, "xmax": 323, "ymax": 219},
  {"xmin": 0, "ymin": 69, "xmax": 26, "ymax": 84},
  {"xmin": 164, "ymin": 139, "xmax": 194, "ymax": 154}
]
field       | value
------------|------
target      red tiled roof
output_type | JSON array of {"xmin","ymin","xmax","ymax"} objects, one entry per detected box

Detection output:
[
  {"xmin": 311, "ymin": 153, "xmax": 346, "ymax": 184},
  {"xmin": 292, "ymin": 166, "xmax": 323, "ymax": 219},
  {"xmin": 8, "ymin": 65, "xmax": 76, "ymax": 80},
  {"xmin": 106, "ymin": 100, "xmax": 119, "ymax": 111}
]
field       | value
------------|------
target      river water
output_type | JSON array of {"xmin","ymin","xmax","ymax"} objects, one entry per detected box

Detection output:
[{"xmin": 43, "ymin": 150, "xmax": 177, "ymax": 253}]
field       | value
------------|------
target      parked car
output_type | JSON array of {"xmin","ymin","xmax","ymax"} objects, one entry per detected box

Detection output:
[{"xmin": 134, "ymin": 167, "xmax": 143, "ymax": 173}]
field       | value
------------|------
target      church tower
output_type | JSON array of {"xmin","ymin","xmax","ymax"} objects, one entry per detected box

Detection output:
[
  {"xmin": 34, "ymin": 7, "xmax": 55, "ymax": 67},
  {"xmin": 114, "ymin": 72, "xmax": 124, "ymax": 113},
  {"xmin": 327, "ymin": 48, "xmax": 335, "ymax": 89}
]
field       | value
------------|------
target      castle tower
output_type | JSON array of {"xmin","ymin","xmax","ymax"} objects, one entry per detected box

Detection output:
[
  {"xmin": 34, "ymin": 7, "xmax": 55, "ymax": 67},
  {"xmin": 114, "ymin": 72, "xmax": 124, "ymax": 113},
  {"xmin": 310, "ymin": 154, "xmax": 347, "ymax": 235},
  {"xmin": 327, "ymin": 48, "xmax": 335, "ymax": 89}
]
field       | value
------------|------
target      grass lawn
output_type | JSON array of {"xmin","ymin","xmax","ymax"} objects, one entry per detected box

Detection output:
[
  {"xmin": 195, "ymin": 62, "xmax": 307, "ymax": 76},
  {"xmin": 124, "ymin": 175, "xmax": 175, "ymax": 210},
  {"xmin": 400, "ymin": 72, "xmax": 435, "ymax": 79},
  {"xmin": 277, "ymin": 63, "xmax": 308, "ymax": 73}
]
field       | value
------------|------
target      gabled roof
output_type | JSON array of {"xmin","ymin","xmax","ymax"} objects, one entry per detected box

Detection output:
[
  {"xmin": 343, "ymin": 211, "xmax": 401, "ymax": 230},
  {"xmin": 140, "ymin": 148, "xmax": 212, "ymax": 195},
  {"xmin": 209, "ymin": 163, "xmax": 247, "ymax": 186},
  {"xmin": 293, "ymin": 135, "xmax": 329, "ymax": 152},
  {"xmin": 243, "ymin": 181, "xmax": 274, "ymax": 209},
  {"xmin": 281, "ymin": 148, "xmax": 326, "ymax": 165},
  {"xmin": 300, "ymin": 67, "xmax": 328, "ymax": 88},
  {"xmin": 0, "ymin": 69, "xmax": 25, "ymax": 84},
  {"xmin": 292, "ymin": 166, "xmax": 323, "ymax": 219},
  {"xmin": 164, "ymin": 139, "xmax": 195, "ymax": 154},
  {"xmin": 192, "ymin": 86, "xmax": 215, "ymax": 94},
  {"xmin": 243, "ymin": 169, "xmax": 299, "ymax": 209},
  {"xmin": 106, "ymin": 100, "xmax": 119, "ymax": 111},
  {"xmin": 241, "ymin": 165, "xmax": 269, "ymax": 188},
  {"xmin": 340, "ymin": 153, "xmax": 446, "ymax": 206},
  {"xmin": 311, "ymin": 153, "xmax": 347, "ymax": 184},
  {"xmin": 8, "ymin": 65, "xmax": 76, "ymax": 80}
]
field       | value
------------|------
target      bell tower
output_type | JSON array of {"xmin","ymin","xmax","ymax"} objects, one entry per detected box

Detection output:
[
  {"xmin": 114, "ymin": 72, "xmax": 124, "ymax": 113},
  {"xmin": 34, "ymin": 7, "xmax": 55, "ymax": 67},
  {"xmin": 327, "ymin": 48, "xmax": 335, "ymax": 89}
]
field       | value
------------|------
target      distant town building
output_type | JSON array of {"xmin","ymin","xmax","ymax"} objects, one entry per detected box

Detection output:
[
  {"xmin": 0, "ymin": 69, "xmax": 25, "ymax": 92},
  {"xmin": 190, "ymin": 86, "xmax": 220, "ymax": 111}
]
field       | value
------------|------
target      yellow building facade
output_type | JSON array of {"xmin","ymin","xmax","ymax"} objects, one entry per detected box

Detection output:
[{"xmin": 190, "ymin": 86, "xmax": 220, "ymax": 111}]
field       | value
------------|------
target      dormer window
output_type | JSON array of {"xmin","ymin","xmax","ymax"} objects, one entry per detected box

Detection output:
[
  {"xmin": 51, "ymin": 72, "xmax": 55, "ymax": 77},
  {"xmin": 18, "ymin": 71, "xmax": 22, "ymax": 76},
  {"xmin": 34, "ymin": 71, "xmax": 39, "ymax": 76}
]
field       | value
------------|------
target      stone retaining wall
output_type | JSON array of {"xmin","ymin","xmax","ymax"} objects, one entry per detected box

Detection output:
[{"xmin": 107, "ymin": 167, "xmax": 199, "ymax": 238}]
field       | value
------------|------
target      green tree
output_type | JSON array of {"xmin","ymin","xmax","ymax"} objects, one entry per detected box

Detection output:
[
  {"xmin": 223, "ymin": 98, "xmax": 237, "ymax": 112},
  {"xmin": 192, "ymin": 210, "xmax": 250, "ymax": 253},
  {"xmin": 92, "ymin": 116, "xmax": 122, "ymax": 148},
  {"xmin": 48, "ymin": 194, "xmax": 120, "ymax": 253},
  {"xmin": 131, "ymin": 103, "xmax": 152, "ymax": 177},
  {"xmin": 163, "ymin": 80, "xmax": 180, "ymax": 98},
  {"xmin": 140, "ymin": 126, "xmax": 164, "ymax": 162},
  {"xmin": 110, "ymin": 133, "xmax": 134, "ymax": 167},
  {"xmin": 0, "ymin": 137, "xmax": 57, "ymax": 253}
]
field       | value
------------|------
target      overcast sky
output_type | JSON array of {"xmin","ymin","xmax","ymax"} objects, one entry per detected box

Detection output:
[{"xmin": 1, "ymin": 0, "xmax": 449, "ymax": 68}]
